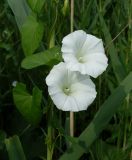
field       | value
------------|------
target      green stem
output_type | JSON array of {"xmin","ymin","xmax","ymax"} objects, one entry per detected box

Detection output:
[
  {"xmin": 47, "ymin": 96, "xmax": 54, "ymax": 158},
  {"xmin": 47, "ymin": 123, "xmax": 53, "ymax": 160},
  {"xmin": 47, "ymin": 9, "xmax": 56, "ymax": 157},
  {"xmin": 47, "ymin": 104, "xmax": 54, "ymax": 160},
  {"xmin": 98, "ymin": 76, "xmax": 102, "ymax": 107},
  {"xmin": 99, "ymin": 0, "xmax": 102, "ymax": 12}
]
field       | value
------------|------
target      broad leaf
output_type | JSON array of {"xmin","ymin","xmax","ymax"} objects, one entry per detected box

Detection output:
[
  {"xmin": 59, "ymin": 72, "xmax": 132, "ymax": 160},
  {"xmin": 21, "ymin": 15, "xmax": 44, "ymax": 56},
  {"xmin": 21, "ymin": 46, "xmax": 62, "ymax": 69},
  {"xmin": 27, "ymin": 0, "xmax": 45, "ymax": 13},
  {"xmin": 13, "ymin": 83, "xmax": 42, "ymax": 125},
  {"xmin": 5, "ymin": 135, "xmax": 26, "ymax": 160}
]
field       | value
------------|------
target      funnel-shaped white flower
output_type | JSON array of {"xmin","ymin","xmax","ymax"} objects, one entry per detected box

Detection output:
[
  {"xmin": 61, "ymin": 30, "xmax": 108, "ymax": 78},
  {"xmin": 46, "ymin": 62, "xmax": 97, "ymax": 112}
]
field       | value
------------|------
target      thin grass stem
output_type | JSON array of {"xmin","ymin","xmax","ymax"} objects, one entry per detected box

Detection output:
[
  {"xmin": 70, "ymin": 0, "xmax": 74, "ymax": 137},
  {"xmin": 70, "ymin": 112, "xmax": 74, "ymax": 137}
]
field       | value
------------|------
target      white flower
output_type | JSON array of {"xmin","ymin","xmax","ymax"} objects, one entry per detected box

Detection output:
[
  {"xmin": 61, "ymin": 30, "xmax": 108, "ymax": 78},
  {"xmin": 46, "ymin": 62, "xmax": 97, "ymax": 112}
]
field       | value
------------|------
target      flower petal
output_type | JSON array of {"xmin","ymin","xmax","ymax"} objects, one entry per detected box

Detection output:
[
  {"xmin": 81, "ymin": 34, "xmax": 104, "ymax": 55},
  {"xmin": 62, "ymin": 96, "xmax": 79, "ymax": 111},
  {"xmin": 46, "ymin": 62, "xmax": 67, "ymax": 87},
  {"xmin": 46, "ymin": 62, "xmax": 97, "ymax": 112},
  {"xmin": 61, "ymin": 30, "xmax": 108, "ymax": 78},
  {"xmin": 61, "ymin": 30, "xmax": 87, "ymax": 55},
  {"xmin": 49, "ymin": 91, "xmax": 67, "ymax": 110},
  {"xmin": 71, "ymin": 77, "xmax": 97, "ymax": 110},
  {"xmin": 83, "ymin": 53, "xmax": 108, "ymax": 78}
]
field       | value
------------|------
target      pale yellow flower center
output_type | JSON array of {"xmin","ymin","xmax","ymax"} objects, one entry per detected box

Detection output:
[
  {"xmin": 76, "ymin": 50, "xmax": 85, "ymax": 63},
  {"xmin": 78, "ymin": 56, "xmax": 84, "ymax": 63},
  {"xmin": 63, "ymin": 87, "xmax": 71, "ymax": 95}
]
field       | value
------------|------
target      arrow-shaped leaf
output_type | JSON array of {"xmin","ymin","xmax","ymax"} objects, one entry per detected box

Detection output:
[{"xmin": 13, "ymin": 83, "xmax": 42, "ymax": 125}]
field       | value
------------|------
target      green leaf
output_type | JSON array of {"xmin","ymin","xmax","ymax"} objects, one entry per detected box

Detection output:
[
  {"xmin": 59, "ymin": 72, "xmax": 132, "ymax": 160},
  {"xmin": 21, "ymin": 15, "xmax": 44, "ymax": 56},
  {"xmin": 97, "ymin": 8, "xmax": 126, "ymax": 82},
  {"xmin": 21, "ymin": 46, "xmax": 62, "ymax": 69},
  {"xmin": 7, "ymin": 0, "xmax": 31, "ymax": 29},
  {"xmin": 27, "ymin": 0, "xmax": 45, "ymax": 13},
  {"xmin": 13, "ymin": 83, "xmax": 42, "ymax": 125},
  {"xmin": 5, "ymin": 135, "xmax": 26, "ymax": 160}
]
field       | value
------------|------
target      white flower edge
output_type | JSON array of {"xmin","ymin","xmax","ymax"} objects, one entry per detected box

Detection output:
[
  {"xmin": 61, "ymin": 30, "xmax": 108, "ymax": 78},
  {"xmin": 46, "ymin": 62, "xmax": 97, "ymax": 112}
]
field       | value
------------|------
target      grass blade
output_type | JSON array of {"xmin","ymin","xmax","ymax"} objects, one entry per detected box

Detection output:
[
  {"xmin": 7, "ymin": 0, "xmax": 31, "ymax": 29},
  {"xmin": 97, "ymin": 7, "xmax": 126, "ymax": 82}
]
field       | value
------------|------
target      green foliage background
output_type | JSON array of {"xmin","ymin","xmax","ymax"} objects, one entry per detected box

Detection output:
[{"xmin": 0, "ymin": 0, "xmax": 132, "ymax": 160}]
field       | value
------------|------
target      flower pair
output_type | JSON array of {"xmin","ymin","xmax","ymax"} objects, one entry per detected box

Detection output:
[{"xmin": 46, "ymin": 30, "xmax": 108, "ymax": 112}]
